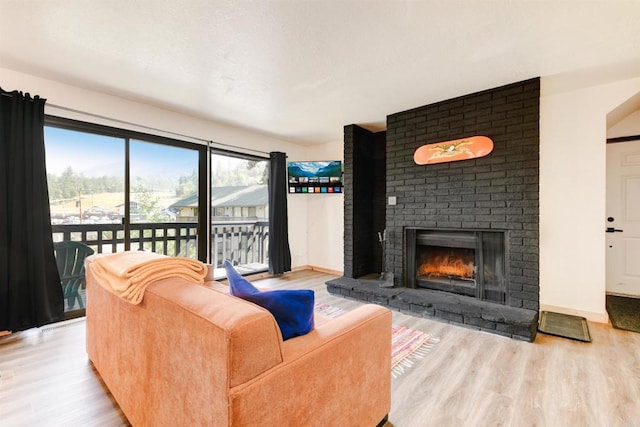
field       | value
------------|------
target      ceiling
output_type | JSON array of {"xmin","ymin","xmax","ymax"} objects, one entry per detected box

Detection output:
[{"xmin": 1, "ymin": 0, "xmax": 640, "ymax": 145}]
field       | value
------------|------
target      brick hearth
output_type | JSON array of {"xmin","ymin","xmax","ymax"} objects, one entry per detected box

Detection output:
[{"xmin": 326, "ymin": 276, "xmax": 538, "ymax": 341}]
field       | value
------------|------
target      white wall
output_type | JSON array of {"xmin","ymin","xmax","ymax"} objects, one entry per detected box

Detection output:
[
  {"xmin": 303, "ymin": 141, "xmax": 344, "ymax": 273},
  {"xmin": 10, "ymin": 65, "xmax": 640, "ymax": 317},
  {"xmin": 608, "ymin": 110, "xmax": 640, "ymax": 138},
  {"xmin": 540, "ymin": 75, "xmax": 640, "ymax": 322},
  {"xmin": 0, "ymin": 67, "xmax": 311, "ymax": 268}
]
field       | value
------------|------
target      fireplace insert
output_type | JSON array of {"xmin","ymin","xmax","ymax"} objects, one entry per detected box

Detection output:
[{"xmin": 405, "ymin": 229, "xmax": 506, "ymax": 304}]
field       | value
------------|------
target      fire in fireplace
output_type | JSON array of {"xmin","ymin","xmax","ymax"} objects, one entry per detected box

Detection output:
[
  {"xmin": 416, "ymin": 246, "xmax": 475, "ymax": 280},
  {"xmin": 406, "ymin": 229, "xmax": 506, "ymax": 304}
]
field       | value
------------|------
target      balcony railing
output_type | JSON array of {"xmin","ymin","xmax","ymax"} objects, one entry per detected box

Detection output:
[
  {"xmin": 211, "ymin": 220, "xmax": 269, "ymax": 270},
  {"xmin": 51, "ymin": 220, "xmax": 269, "ymax": 270}
]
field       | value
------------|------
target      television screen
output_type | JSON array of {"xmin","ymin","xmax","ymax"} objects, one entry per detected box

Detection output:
[{"xmin": 287, "ymin": 161, "xmax": 342, "ymax": 194}]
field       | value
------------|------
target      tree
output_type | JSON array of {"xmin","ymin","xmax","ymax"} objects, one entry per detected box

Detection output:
[
  {"xmin": 133, "ymin": 180, "xmax": 173, "ymax": 222},
  {"xmin": 246, "ymin": 160, "xmax": 268, "ymax": 184},
  {"xmin": 59, "ymin": 166, "xmax": 81, "ymax": 199},
  {"xmin": 47, "ymin": 167, "xmax": 124, "ymax": 203},
  {"xmin": 176, "ymin": 169, "xmax": 197, "ymax": 197}
]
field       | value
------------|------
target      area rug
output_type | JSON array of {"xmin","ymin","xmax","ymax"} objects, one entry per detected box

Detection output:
[
  {"xmin": 315, "ymin": 303, "xmax": 440, "ymax": 378},
  {"xmin": 607, "ymin": 295, "xmax": 640, "ymax": 333}
]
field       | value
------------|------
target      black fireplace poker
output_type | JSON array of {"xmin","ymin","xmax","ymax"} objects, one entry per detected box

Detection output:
[{"xmin": 378, "ymin": 229, "xmax": 394, "ymax": 288}]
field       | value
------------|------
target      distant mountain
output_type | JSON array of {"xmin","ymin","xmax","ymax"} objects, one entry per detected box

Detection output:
[{"xmin": 288, "ymin": 161, "xmax": 342, "ymax": 178}]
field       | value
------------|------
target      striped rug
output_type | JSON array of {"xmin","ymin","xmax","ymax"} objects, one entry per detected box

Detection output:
[{"xmin": 315, "ymin": 303, "xmax": 440, "ymax": 378}]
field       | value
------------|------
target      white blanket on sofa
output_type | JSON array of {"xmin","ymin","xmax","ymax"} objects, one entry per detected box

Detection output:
[{"xmin": 88, "ymin": 251, "xmax": 207, "ymax": 304}]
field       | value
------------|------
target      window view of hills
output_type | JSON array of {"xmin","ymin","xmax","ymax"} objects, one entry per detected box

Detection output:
[{"xmin": 45, "ymin": 125, "xmax": 268, "ymax": 225}]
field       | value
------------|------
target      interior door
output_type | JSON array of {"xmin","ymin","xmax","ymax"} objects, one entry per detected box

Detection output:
[{"xmin": 606, "ymin": 140, "xmax": 640, "ymax": 296}]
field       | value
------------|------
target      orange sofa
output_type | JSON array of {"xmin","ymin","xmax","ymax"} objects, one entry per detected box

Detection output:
[{"xmin": 85, "ymin": 257, "xmax": 392, "ymax": 426}]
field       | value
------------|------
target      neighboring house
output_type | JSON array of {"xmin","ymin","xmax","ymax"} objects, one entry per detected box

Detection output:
[
  {"xmin": 116, "ymin": 201, "xmax": 140, "ymax": 216},
  {"xmin": 171, "ymin": 185, "xmax": 268, "ymax": 222},
  {"xmin": 169, "ymin": 194, "xmax": 198, "ymax": 222}
]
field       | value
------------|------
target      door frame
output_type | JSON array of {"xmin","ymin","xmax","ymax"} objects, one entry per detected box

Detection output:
[{"xmin": 605, "ymin": 135, "xmax": 640, "ymax": 297}]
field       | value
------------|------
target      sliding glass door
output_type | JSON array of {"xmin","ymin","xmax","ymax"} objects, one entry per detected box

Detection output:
[
  {"xmin": 44, "ymin": 116, "xmax": 271, "ymax": 312},
  {"xmin": 45, "ymin": 125, "xmax": 125, "ymax": 315},
  {"xmin": 129, "ymin": 140, "xmax": 200, "ymax": 258},
  {"xmin": 210, "ymin": 152, "xmax": 269, "ymax": 279},
  {"xmin": 45, "ymin": 118, "xmax": 205, "ymax": 316}
]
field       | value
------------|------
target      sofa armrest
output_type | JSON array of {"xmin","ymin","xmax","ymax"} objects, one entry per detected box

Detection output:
[{"xmin": 229, "ymin": 304, "xmax": 392, "ymax": 426}]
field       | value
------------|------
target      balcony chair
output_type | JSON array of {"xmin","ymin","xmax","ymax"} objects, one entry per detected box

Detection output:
[{"xmin": 53, "ymin": 241, "xmax": 95, "ymax": 310}]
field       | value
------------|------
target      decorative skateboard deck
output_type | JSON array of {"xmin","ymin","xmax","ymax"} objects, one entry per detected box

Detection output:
[{"xmin": 413, "ymin": 136, "xmax": 494, "ymax": 165}]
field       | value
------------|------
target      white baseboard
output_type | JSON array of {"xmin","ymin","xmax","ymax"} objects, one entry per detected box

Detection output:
[
  {"xmin": 292, "ymin": 265, "xmax": 343, "ymax": 276},
  {"xmin": 539, "ymin": 304, "xmax": 609, "ymax": 324},
  {"xmin": 606, "ymin": 291, "xmax": 640, "ymax": 299}
]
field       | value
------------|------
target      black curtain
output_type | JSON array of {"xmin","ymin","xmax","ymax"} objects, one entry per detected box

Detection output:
[
  {"xmin": 0, "ymin": 88, "xmax": 63, "ymax": 332},
  {"xmin": 268, "ymin": 151, "xmax": 291, "ymax": 274}
]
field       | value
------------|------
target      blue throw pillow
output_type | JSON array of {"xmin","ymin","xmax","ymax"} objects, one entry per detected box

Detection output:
[{"xmin": 224, "ymin": 260, "xmax": 314, "ymax": 340}]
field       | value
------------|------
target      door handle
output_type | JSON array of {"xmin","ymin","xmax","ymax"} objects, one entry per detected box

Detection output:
[{"xmin": 606, "ymin": 227, "xmax": 624, "ymax": 233}]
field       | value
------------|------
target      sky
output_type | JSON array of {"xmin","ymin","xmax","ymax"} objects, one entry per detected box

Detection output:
[{"xmin": 44, "ymin": 126, "xmax": 198, "ymax": 179}]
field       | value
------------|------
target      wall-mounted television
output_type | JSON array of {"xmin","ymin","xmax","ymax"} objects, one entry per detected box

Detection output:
[{"xmin": 287, "ymin": 160, "xmax": 342, "ymax": 194}]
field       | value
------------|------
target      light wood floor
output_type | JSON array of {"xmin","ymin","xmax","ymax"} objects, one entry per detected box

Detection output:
[{"xmin": 1, "ymin": 270, "xmax": 639, "ymax": 427}]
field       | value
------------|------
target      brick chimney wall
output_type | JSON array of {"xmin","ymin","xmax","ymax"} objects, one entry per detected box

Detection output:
[{"xmin": 384, "ymin": 78, "xmax": 540, "ymax": 310}]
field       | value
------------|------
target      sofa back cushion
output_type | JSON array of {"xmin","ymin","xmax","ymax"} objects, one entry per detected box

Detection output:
[{"xmin": 147, "ymin": 279, "xmax": 284, "ymax": 387}]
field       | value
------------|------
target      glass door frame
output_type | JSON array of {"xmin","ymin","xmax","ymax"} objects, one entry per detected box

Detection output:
[
  {"xmin": 45, "ymin": 115, "xmax": 209, "ymax": 262},
  {"xmin": 209, "ymin": 147, "xmax": 270, "ymax": 276}
]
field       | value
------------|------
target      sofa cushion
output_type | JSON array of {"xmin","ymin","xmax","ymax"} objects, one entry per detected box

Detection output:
[{"xmin": 224, "ymin": 260, "xmax": 314, "ymax": 340}]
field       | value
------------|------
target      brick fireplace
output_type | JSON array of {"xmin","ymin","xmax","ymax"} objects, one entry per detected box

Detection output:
[
  {"xmin": 327, "ymin": 78, "xmax": 540, "ymax": 341},
  {"xmin": 406, "ymin": 229, "xmax": 507, "ymax": 303}
]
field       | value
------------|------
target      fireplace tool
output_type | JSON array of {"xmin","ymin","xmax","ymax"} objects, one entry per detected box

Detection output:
[{"xmin": 378, "ymin": 230, "xmax": 394, "ymax": 287}]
